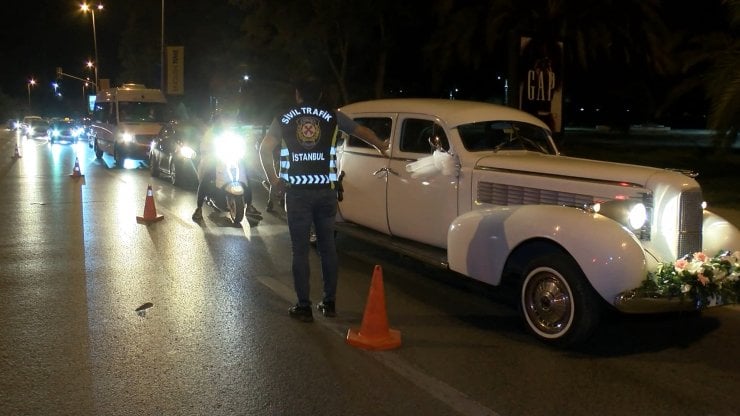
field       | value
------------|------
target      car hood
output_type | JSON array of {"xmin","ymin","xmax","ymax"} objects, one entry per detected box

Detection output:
[{"xmin": 474, "ymin": 151, "xmax": 673, "ymax": 188}]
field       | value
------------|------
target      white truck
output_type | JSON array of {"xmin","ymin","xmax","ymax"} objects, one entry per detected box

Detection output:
[
  {"xmin": 89, "ymin": 84, "xmax": 167, "ymax": 166},
  {"xmin": 335, "ymin": 98, "xmax": 740, "ymax": 347}
]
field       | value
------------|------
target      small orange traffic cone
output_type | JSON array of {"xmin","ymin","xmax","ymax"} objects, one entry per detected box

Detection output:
[
  {"xmin": 69, "ymin": 157, "xmax": 84, "ymax": 178},
  {"xmin": 11, "ymin": 144, "xmax": 21, "ymax": 159},
  {"xmin": 346, "ymin": 265, "xmax": 401, "ymax": 350},
  {"xmin": 136, "ymin": 184, "xmax": 164, "ymax": 224}
]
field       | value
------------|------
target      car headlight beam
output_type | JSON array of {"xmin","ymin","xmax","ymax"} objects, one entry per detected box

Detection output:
[
  {"xmin": 627, "ymin": 203, "xmax": 647, "ymax": 230},
  {"xmin": 180, "ymin": 145, "xmax": 197, "ymax": 159},
  {"xmin": 588, "ymin": 195, "xmax": 652, "ymax": 240}
]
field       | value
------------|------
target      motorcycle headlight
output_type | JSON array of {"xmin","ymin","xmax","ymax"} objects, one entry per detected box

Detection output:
[
  {"xmin": 215, "ymin": 130, "xmax": 246, "ymax": 161},
  {"xmin": 180, "ymin": 145, "xmax": 197, "ymax": 159},
  {"xmin": 51, "ymin": 129, "xmax": 60, "ymax": 137},
  {"xmin": 121, "ymin": 132, "xmax": 134, "ymax": 143}
]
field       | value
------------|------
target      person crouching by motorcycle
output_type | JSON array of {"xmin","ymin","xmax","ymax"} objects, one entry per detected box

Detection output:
[{"xmin": 192, "ymin": 113, "xmax": 260, "ymax": 222}]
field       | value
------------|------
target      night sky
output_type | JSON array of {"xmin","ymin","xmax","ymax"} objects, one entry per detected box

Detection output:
[{"xmin": 1, "ymin": 0, "xmax": 729, "ymax": 126}]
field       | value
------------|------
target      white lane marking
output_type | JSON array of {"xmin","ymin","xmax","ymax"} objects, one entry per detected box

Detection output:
[{"xmin": 255, "ymin": 274, "xmax": 501, "ymax": 416}]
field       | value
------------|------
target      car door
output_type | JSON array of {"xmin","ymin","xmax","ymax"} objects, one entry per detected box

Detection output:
[
  {"xmin": 337, "ymin": 115, "xmax": 395, "ymax": 235},
  {"xmin": 386, "ymin": 116, "xmax": 458, "ymax": 249}
]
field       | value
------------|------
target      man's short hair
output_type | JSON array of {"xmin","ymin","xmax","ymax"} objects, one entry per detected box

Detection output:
[{"xmin": 295, "ymin": 77, "xmax": 323, "ymax": 104}]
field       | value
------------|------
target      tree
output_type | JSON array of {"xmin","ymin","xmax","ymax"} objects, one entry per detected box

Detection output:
[
  {"xmin": 705, "ymin": 0, "xmax": 740, "ymax": 150},
  {"xmin": 232, "ymin": 0, "xmax": 428, "ymax": 105},
  {"xmin": 425, "ymin": 0, "xmax": 674, "ymax": 123},
  {"xmin": 657, "ymin": 0, "xmax": 739, "ymax": 152}
]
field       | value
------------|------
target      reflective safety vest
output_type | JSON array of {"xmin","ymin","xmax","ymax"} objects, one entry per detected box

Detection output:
[{"xmin": 277, "ymin": 104, "xmax": 338, "ymax": 189}]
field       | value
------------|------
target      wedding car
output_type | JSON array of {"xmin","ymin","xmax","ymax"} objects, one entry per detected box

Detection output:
[{"xmin": 335, "ymin": 98, "xmax": 740, "ymax": 347}]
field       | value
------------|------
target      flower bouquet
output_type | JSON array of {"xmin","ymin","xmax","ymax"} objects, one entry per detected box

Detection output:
[{"xmin": 633, "ymin": 250, "xmax": 740, "ymax": 308}]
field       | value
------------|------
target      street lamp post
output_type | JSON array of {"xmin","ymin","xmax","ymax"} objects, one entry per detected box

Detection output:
[
  {"xmin": 81, "ymin": 3, "xmax": 103, "ymax": 92},
  {"xmin": 27, "ymin": 79, "xmax": 36, "ymax": 110},
  {"xmin": 161, "ymin": 0, "xmax": 165, "ymax": 91}
]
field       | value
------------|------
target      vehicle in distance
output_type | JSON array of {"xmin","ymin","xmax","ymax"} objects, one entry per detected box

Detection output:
[
  {"xmin": 24, "ymin": 118, "xmax": 49, "ymax": 138},
  {"xmin": 335, "ymin": 98, "xmax": 740, "ymax": 347},
  {"xmin": 47, "ymin": 118, "xmax": 84, "ymax": 144},
  {"xmin": 88, "ymin": 84, "xmax": 167, "ymax": 166},
  {"xmin": 149, "ymin": 120, "xmax": 204, "ymax": 188}
]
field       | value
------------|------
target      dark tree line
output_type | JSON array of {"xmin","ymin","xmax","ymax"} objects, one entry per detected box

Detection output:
[{"xmin": 8, "ymin": 0, "xmax": 732, "ymax": 148}]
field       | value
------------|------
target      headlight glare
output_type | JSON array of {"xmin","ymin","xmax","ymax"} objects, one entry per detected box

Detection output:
[
  {"xmin": 215, "ymin": 130, "xmax": 246, "ymax": 161},
  {"xmin": 627, "ymin": 203, "xmax": 647, "ymax": 230},
  {"xmin": 180, "ymin": 145, "xmax": 196, "ymax": 159}
]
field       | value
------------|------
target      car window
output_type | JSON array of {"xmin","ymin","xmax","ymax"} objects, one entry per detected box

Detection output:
[
  {"xmin": 457, "ymin": 120, "xmax": 554, "ymax": 154},
  {"xmin": 347, "ymin": 117, "xmax": 392, "ymax": 149},
  {"xmin": 400, "ymin": 118, "xmax": 448, "ymax": 154}
]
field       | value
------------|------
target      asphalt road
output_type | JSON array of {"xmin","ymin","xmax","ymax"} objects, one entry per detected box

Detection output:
[{"xmin": 1, "ymin": 129, "xmax": 739, "ymax": 416}]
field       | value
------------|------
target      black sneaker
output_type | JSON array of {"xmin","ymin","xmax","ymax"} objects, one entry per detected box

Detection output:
[
  {"xmin": 289, "ymin": 305, "xmax": 313, "ymax": 322},
  {"xmin": 246, "ymin": 204, "xmax": 262, "ymax": 216},
  {"xmin": 317, "ymin": 301, "xmax": 336, "ymax": 318}
]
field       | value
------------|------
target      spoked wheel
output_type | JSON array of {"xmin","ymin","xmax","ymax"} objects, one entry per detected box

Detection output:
[
  {"xmin": 519, "ymin": 252, "xmax": 601, "ymax": 348},
  {"xmin": 226, "ymin": 194, "xmax": 245, "ymax": 224}
]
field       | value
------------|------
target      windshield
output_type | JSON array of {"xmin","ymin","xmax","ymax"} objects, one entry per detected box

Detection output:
[
  {"xmin": 457, "ymin": 120, "xmax": 556, "ymax": 154},
  {"xmin": 118, "ymin": 102, "xmax": 167, "ymax": 123}
]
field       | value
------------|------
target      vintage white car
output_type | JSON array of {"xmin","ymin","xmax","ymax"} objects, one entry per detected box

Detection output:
[{"xmin": 335, "ymin": 98, "xmax": 740, "ymax": 347}]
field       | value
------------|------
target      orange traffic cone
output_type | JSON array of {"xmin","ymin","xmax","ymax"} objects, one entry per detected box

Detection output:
[
  {"xmin": 11, "ymin": 144, "xmax": 21, "ymax": 159},
  {"xmin": 346, "ymin": 265, "xmax": 402, "ymax": 350},
  {"xmin": 69, "ymin": 157, "xmax": 84, "ymax": 178},
  {"xmin": 136, "ymin": 184, "xmax": 164, "ymax": 224}
]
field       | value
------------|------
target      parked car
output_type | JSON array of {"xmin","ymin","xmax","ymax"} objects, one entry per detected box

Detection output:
[
  {"xmin": 24, "ymin": 118, "xmax": 49, "ymax": 138},
  {"xmin": 149, "ymin": 120, "xmax": 204, "ymax": 188},
  {"xmin": 335, "ymin": 98, "xmax": 740, "ymax": 347},
  {"xmin": 47, "ymin": 118, "xmax": 84, "ymax": 143}
]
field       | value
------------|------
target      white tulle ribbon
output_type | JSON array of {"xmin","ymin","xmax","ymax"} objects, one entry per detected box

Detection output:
[{"xmin": 405, "ymin": 150, "xmax": 456, "ymax": 179}]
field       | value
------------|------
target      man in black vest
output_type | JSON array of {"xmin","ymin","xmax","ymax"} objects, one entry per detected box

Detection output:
[{"xmin": 259, "ymin": 77, "xmax": 388, "ymax": 322}]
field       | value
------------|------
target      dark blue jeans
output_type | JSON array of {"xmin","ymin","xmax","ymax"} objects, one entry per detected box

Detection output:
[{"xmin": 285, "ymin": 187, "xmax": 338, "ymax": 307}]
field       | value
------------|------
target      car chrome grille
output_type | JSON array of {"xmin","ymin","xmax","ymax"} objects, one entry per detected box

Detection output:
[
  {"xmin": 477, "ymin": 182, "xmax": 594, "ymax": 207},
  {"xmin": 677, "ymin": 189, "xmax": 703, "ymax": 257}
]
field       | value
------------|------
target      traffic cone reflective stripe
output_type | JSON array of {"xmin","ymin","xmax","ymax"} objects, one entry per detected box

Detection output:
[
  {"xmin": 136, "ymin": 184, "xmax": 164, "ymax": 224},
  {"xmin": 346, "ymin": 265, "xmax": 402, "ymax": 350},
  {"xmin": 69, "ymin": 157, "xmax": 84, "ymax": 178}
]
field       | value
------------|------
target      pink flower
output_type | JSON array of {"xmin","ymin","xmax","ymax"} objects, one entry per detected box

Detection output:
[
  {"xmin": 693, "ymin": 252, "xmax": 709, "ymax": 263},
  {"xmin": 696, "ymin": 273, "xmax": 709, "ymax": 286},
  {"xmin": 675, "ymin": 259, "xmax": 688, "ymax": 272}
]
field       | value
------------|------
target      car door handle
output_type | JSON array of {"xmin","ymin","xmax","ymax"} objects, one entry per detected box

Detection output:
[{"xmin": 373, "ymin": 167, "xmax": 398, "ymax": 177}]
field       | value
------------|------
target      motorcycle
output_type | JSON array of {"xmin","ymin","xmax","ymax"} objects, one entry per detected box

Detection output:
[{"xmin": 202, "ymin": 127, "xmax": 262, "ymax": 227}]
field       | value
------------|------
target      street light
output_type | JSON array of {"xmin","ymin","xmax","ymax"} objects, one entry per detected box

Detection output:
[
  {"xmin": 81, "ymin": 3, "xmax": 103, "ymax": 91},
  {"xmin": 85, "ymin": 60, "xmax": 97, "ymax": 92},
  {"xmin": 27, "ymin": 78, "xmax": 36, "ymax": 109}
]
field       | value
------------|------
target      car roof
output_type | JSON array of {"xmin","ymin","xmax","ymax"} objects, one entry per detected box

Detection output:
[{"xmin": 339, "ymin": 98, "xmax": 550, "ymax": 131}]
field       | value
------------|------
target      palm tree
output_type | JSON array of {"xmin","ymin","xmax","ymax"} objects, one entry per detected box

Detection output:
[
  {"xmin": 659, "ymin": 0, "xmax": 739, "ymax": 152},
  {"xmin": 700, "ymin": 0, "xmax": 739, "ymax": 151},
  {"xmin": 425, "ymin": 0, "xmax": 674, "ymax": 123}
]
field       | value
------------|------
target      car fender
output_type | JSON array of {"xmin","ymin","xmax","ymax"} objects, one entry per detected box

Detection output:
[
  {"xmin": 447, "ymin": 204, "xmax": 648, "ymax": 303},
  {"xmin": 703, "ymin": 210, "xmax": 740, "ymax": 255}
]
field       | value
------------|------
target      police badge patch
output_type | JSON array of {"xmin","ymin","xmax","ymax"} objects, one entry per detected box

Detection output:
[{"xmin": 296, "ymin": 116, "xmax": 321, "ymax": 149}]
